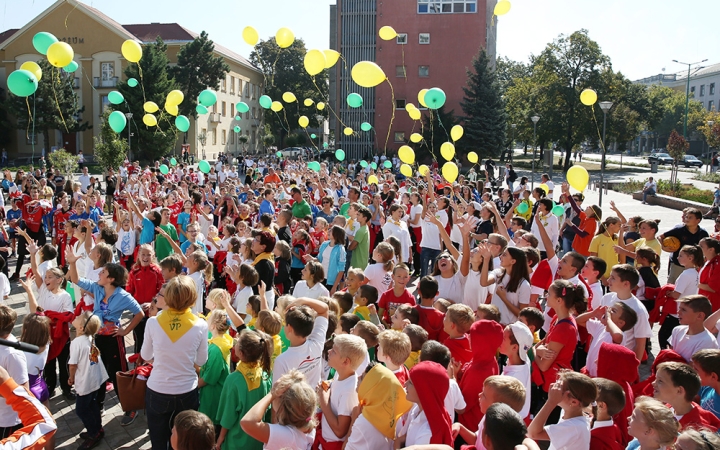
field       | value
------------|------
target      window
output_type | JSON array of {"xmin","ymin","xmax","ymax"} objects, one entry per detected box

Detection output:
[
  {"xmin": 700, "ymin": 85, "xmax": 706, "ymax": 96},
  {"xmin": 419, "ymin": 33, "xmax": 430, "ymax": 44},
  {"xmin": 101, "ymin": 62, "xmax": 114, "ymax": 81},
  {"xmin": 244, "ymin": 82, "xmax": 250, "ymax": 98},
  {"xmin": 709, "ymin": 100, "xmax": 715, "ymax": 111},
  {"xmin": 252, "ymin": 107, "xmax": 256, "ymax": 119},
  {"xmin": 222, "ymin": 130, "xmax": 226, "ymax": 145},
  {"xmin": 222, "ymin": 101, "xmax": 226, "ymax": 117},
  {"xmin": 396, "ymin": 65, "xmax": 407, "ymax": 78},
  {"xmin": 230, "ymin": 130, "xmax": 235, "ymax": 144},
  {"xmin": 221, "ymin": 78, "xmax": 227, "ymax": 92},
  {"xmin": 396, "ymin": 33, "xmax": 408, "ymax": 44},
  {"xmin": 394, "ymin": 132, "xmax": 405, "ymax": 142},
  {"xmin": 691, "ymin": 86, "xmax": 696, "ymax": 96},
  {"xmin": 419, "ymin": 66, "xmax": 430, "ymax": 77},
  {"xmin": 395, "ymin": 99, "xmax": 406, "ymax": 109},
  {"xmin": 418, "ymin": 0, "xmax": 476, "ymax": 13},
  {"xmin": 230, "ymin": 103, "xmax": 235, "ymax": 117},
  {"xmin": 100, "ymin": 95, "xmax": 110, "ymax": 115},
  {"xmin": 230, "ymin": 76, "xmax": 235, "ymax": 94},
  {"xmin": 212, "ymin": 129, "xmax": 217, "ymax": 145},
  {"xmin": 212, "ymin": 103, "xmax": 217, "ymax": 114},
  {"xmin": 711, "ymin": 83, "xmax": 716, "ymax": 95}
]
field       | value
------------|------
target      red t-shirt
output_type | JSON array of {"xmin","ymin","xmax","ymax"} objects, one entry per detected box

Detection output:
[
  {"xmin": 378, "ymin": 288, "xmax": 416, "ymax": 323},
  {"xmin": 19, "ymin": 194, "xmax": 51, "ymax": 233},
  {"xmin": 392, "ymin": 365, "xmax": 410, "ymax": 387},
  {"xmin": 443, "ymin": 335, "xmax": 473, "ymax": 365},
  {"xmin": 532, "ymin": 317, "xmax": 578, "ymax": 392},
  {"xmin": 53, "ymin": 208, "xmax": 72, "ymax": 239},
  {"xmin": 416, "ymin": 305, "xmax": 447, "ymax": 342},
  {"xmin": 126, "ymin": 264, "xmax": 164, "ymax": 304}
]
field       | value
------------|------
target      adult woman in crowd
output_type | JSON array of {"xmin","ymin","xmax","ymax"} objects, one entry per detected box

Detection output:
[{"xmin": 251, "ymin": 231, "xmax": 276, "ymax": 310}]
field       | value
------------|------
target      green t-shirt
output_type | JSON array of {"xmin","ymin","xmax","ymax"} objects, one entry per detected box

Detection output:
[
  {"xmin": 292, "ymin": 200, "xmax": 312, "ymax": 219},
  {"xmin": 155, "ymin": 223, "xmax": 178, "ymax": 262},
  {"xmin": 199, "ymin": 343, "xmax": 229, "ymax": 424},
  {"xmin": 216, "ymin": 370, "xmax": 272, "ymax": 450},
  {"xmin": 351, "ymin": 224, "xmax": 369, "ymax": 269},
  {"xmin": 340, "ymin": 203, "xmax": 350, "ymax": 218}
]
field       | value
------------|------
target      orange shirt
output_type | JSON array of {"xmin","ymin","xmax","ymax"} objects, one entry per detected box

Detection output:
[{"xmin": 572, "ymin": 212, "xmax": 597, "ymax": 256}]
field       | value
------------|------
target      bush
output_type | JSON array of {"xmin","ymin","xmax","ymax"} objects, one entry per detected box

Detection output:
[
  {"xmin": 615, "ymin": 178, "xmax": 713, "ymax": 205},
  {"xmin": 694, "ymin": 172, "xmax": 720, "ymax": 183}
]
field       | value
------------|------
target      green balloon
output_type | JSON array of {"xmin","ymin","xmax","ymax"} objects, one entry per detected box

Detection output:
[
  {"xmin": 170, "ymin": 157, "xmax": 177, "ymax": 166},
  {"xmin": 237, "ymin": 102, "xmax": 250, "ymax": 113},
  {"xmin": 234, "ymin": 126, "xmax": 241, "ymax": 133},
  {"xmin": 235, "ymin": 115, "xmax": 241, "ymax": 121},
  {"xmin": 198, "ymin": 89, "xmax": 217, "ymax": 107},
  {"xmin": 196, "ymin": 104, "xmax": 208, "ymax": 115},
  {"xmin": 108, "ymin": 91, "xmax": 124, "ymax": 105},
  {"xmin": 335, "ymin": 149, "xmax": 345, "ymax": 161},
  {"xmin": 159, "ymin": 164, "xmax": 169, "ymax": 175},
  {"xmin": 424, "ymin": 87, "xmax": 447, "ymax": 109},
  {"xmin": 311, "ymin": 134, "xmax": 317, "ymax": 139},
  {"xmin": 175, "ymin": 115, "xmax": 190, "ymax": 132},
  {"xmin": 63, "ymin": 61, "xmax": 79, "ymax": 73},
  {"xmin": 323, "ymin": 143, "xmax": 329, "ymax": 149},
  {"xmin": 128, "ymin": 78, "xmax": 138, "ymax": 87},
  {"xmin": 370, "ymin": 162, "xmax": 377, "ymax": 170},
  {"xmin": 276, "ymin": 151, "xmax": 283, "ymax": 157},
  {"xmin": 360, "ymin": 160, "xmax": 368, "ymax": 168},
  {"xmin": 198, "ymin": 160, "xmax": 211, "ymax": 174},
  {"xmin": 7, "ymin": 70, "xmax": 38, "ymax": 97},
  {"xmin": 361, "ymin": 122, "xmax": 372, "ymax": 132},
  {"xmin": 108, "ymin": 110, "xmax": 127, "ymax": 133},
  {"xmin": 259, "ymin": 95, "xmax": 272, "ymax": 109},
  {"xmin": 383, "ymin": 160, "xmax": 392, "ymax": 168},
  {"xmin": 347, "ymin": 93, "xmax": 363, "ymax": 108},
  {"xmin": 552, "ymin": 205, "xmax": 565, "ymax": 217},
  {"xmin": 516, "ymin": 202, "xmax": 529, "ymax": 214},
  {"xmin": 32, "ymin": 32, "xmax": 58, "ymax": 55},
  {"xmin": 308, "ymin": 161, "xmax": 321, "ymax": 172}
]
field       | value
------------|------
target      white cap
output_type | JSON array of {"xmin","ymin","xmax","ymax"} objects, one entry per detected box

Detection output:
[{"xmin": 509, "ymin": 321, "xmax": 534, "ymax": 363}]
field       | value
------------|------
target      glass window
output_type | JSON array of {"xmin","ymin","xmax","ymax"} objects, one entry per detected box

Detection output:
[
  {"xmin": 100, "ymin": 95, "xmax": 110, "ymax": 114},
  {"xmin": 708, "ymin": 100, "xmax": 715, "ymax": 111},
  {"xmin": 700, "ymin": 85, "xmax": 706, "ymax": 96},
  {"xmin": 419, "ymin": 33, "xmax": 430, "ymax": 44},
  {"xmin": 397, "ymin": 33, "xmax": 408, "ymax": 44},
  {"xmin": 691, "ymin": 86, "xmax": 696, "ymax": 96},
  {"xmin": 418, "ymin": 0, "xmax": 476, "ymax": 14},
  {"xmin": 212, "ymin": 129, "xmax": 217, "ymax": 145},
  {"xmin": 711, "ymin": 83, "xmax": 716, "ymax": 95},
  {"xmin": 101, "ymin": 62, "xmax": 114, "ymax": 81},
  {"xmin": 419, "ymin": 66, "xmax": 430, "ymax": 77},
  {"xmin": 230, "ymin": 130, "xmax": 235, "ymax": 144},
  {"xmin": 222, "ymin": 101, "xmax": 226, "ymax": 116},
  {"xmin": 396, "ymin": 66, "xmax": 407, "ymax": 78},
  {"xmin": 230, "ymin": 104, "xmax": 235, "ymax": 117},
  {"xmin": 222, "ymin": 130, "xmax": 226, "ymax": 145},
  {"xmin": 230, "ymin": 76, "xmax": 235, "ymax": 94},
  {"xmin": 395, "ymin": 99, "xmax": 406, "ymax": 109},
  {"xmin": 394, "ymin": 132, "xmax": 405, "ymax": 142},
  {"xmin": 221, "ymin": 78, "xmax": 227, "ymax": 92}
]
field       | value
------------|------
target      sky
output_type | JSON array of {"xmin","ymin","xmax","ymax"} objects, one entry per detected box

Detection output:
[{"xmin": 2, "ymin": 0, "xmax": 718, "ymax": 81}]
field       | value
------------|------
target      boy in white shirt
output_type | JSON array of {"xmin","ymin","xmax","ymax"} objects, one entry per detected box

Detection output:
[
  {"xmin": 577, "ymin": 302, "xmax": 637, "ymax": 377},
  {"xmin": 498, "ymin": 322, "xmax": 534, "ymax": 419},
  {"xmin": 669, "ymin": 295, "xmax": 719, "ymax": 362},
  {"xmin": 582, "ymin": 256, "xmax": 607, "ymax": 310}
]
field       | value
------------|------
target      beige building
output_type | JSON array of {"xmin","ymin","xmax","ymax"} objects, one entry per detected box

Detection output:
[{"xmin": 0, "ymin": 0, "xmax": 264, "ymax": 161}]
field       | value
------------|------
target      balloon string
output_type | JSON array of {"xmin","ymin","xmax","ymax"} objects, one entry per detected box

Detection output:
[
  {"xmin": 280, "ymin": 108, "xmax": 292, "ymax": 134},
  {"xmin": 591, "ymin": 105, "xmax": 606, "ymax": 153},
  {"xmin": 24, "ymin": 97, "xmax": 33, "ymax": 142},
  {"xmin": 273, "ymin": 110, "xmax": 289, "ymax": 133},
  {"xmin": 270, "ymin": 52, "xmax": 281, "ymax": 87},
  {"xmin": 429, "ymin": 109, "xmax": 437, "ymax": 162},
  {"xmin": 311, "ymin": 77, "xmax": 347, "ymax": 130},
  {"xmin": 31, "ymin": 95, "xmax": 36, "ymax": 161},
  {"xmin": 52, "ymin": 68, "xmax": 69, "ymax": 133},
  {"xmin": 303, "ymin": 128, "xmax": 319, "ymax": 152},
  {"xmin": 64, "ymin": 1, "xmax": 80, "ymax": 30},
  {"xmin": 384, "ymin": 78, "xmax": 395, "ymax": 156},
  {"xmin": 138, "ymin": 64, "xmax": 147, "ymax": 105},
  {"xmin": 339, "ymin": 54, "xmax": 351, "ymax": 102},
  {"xmin": 401, "ymin": 45, "xmax": 407, "ymax": 82}
]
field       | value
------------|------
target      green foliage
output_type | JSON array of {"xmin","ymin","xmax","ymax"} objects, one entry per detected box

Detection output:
[
  {"xmin": 698, "ymin": 110, "xmax": 720, "ymax": 149},
  {"xmin": 646, "ymin": 85, "xmax": 705, "ymax": 138},
  {"xmin": 0, "ymin": 89, "xmax": 14, "ymax": 147},
  {"xmin": 285, "ymin": 134, "xmax": 298, "ymax": 148},
  {"xmin": 113, "ymin": 37, "xmax": 178, "ymax": 162},
  {"xmin": 617, "ymin": 177, "xmax": 713, "ymax": 205},
  {"xmin": 48, "ymin": 148, "xmax": 78, "ymax": 177},
  {"xmin": 93, "ymin": 109, "xmax": 128, "ymax": 170},
  {"xmin": 420, "ymin": 106, "xmax": 459, "ymax": 163},
  {"xmin": 460, "ymin": 49, "xmax": 507, "ymax": 157},
  {"xmin": 169, "ymin": 31, "xmax": 230, "ymax": 120},
  {"xmin": 694, "ymin": 172, "xmax": 720, "ymax": 183}
]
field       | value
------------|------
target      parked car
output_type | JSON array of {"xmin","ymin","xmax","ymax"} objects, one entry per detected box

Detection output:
[
  {"xmin": 279, "ymin": 147, "xmax": 304, "ymax": 158},
  {"xmin": 648, "ymin": 152, "xmax": 674, "ymax": 165},
  {"xmin": 681, "ymin": 155, "xmax": 703, "ymax": 168}
]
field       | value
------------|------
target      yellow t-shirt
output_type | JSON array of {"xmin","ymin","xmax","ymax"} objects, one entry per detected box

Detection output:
[
  {"xmin": 404, "ymin": 350, "xmax": 421, "ymax": 370},
  {"xmin": 589, "ymin": 233, "xmax": 618, "ymax": 278},
  {"xmin": 271, "ymin": 334, "xmax": 282, "ymax": 369},
  {"xmin": 632, "ymin": 238, "xmax": 662, "ymax": 263}
]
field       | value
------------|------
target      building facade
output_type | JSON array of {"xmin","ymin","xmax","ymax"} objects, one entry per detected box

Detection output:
[
  {"xmin": 0, "ymin": 0, "xmax": 264, "ymax": 161},
  {"xmin": 635, "ymin": 62, "xmax": 720, "ymax": 112}
]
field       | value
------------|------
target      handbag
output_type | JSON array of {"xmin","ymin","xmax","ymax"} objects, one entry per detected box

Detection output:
[{"xmin": 116, "ymin": 359, "xmax": 149, "ymax": 412}]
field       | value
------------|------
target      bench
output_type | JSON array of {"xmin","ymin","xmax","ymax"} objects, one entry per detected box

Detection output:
[{"xmin": 631, "ymin": 191, "xmax": 712, "ymax": 214}]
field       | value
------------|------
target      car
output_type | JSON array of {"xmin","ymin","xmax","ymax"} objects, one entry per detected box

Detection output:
[
  {"xmin": 681, "ymin": 155, "xmax": 703, "ymax": 168},
  {"xmin": 279, "ymin": 147, "xmax": 304, "ymax": 158},
  {"xmin": 648, "ymin": 152, "xmax": 674, "ymax": 165}
]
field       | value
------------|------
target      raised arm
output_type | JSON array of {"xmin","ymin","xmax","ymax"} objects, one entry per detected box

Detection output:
[
  {"xmin": 478, "ymin": 243, "xmax": 497, "ymax": 287},
  {"xmin": 19, "ymin": 275, "xmax": 39, "ymax": 313},
  {"xmin": 486, "ymin": 201, "xmax": 510, "ymax": 242},
  {"xmin": 534, "ymin": 210, "xmax": 556, "ymax": 260},
  {"xmin": 609, "ymin": 201, "xmax": 627, "ymax": 225},
  {"xmin": 426, "ymin": 212, "xmax": 460, "ymax": 261},
  {"xmin": 287, "ymin": 297, "xmax": 329, "ymax": 318},
  {"xmin": 66, "ymin": 245, "xmax": 81, "ymax": 284}
]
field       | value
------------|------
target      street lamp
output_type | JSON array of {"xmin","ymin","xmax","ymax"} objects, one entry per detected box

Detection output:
[
  {"xmin": 531, "ymin": 116, "xmax": 540, "ymax": 189},
  {"xmin": 510, "ymin": 123, "xmax": 517, "ymax": 162},
  {"xmin": 125, "ymin": 113, "xmax": 133, "ymax": 161},
  {"xmin": 673, "ymin": 59, "xmax": 707, "ymax": 138},
  {"xmin": 598, "ymin": 101, "xmax": 613, "ymax": 207}
]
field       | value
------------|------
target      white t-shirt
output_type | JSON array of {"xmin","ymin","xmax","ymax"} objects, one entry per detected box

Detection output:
[
  {"xmin": 491, "ymin": 273, "xmax": 531, "ymax": 325},
  {"xmin": 265, "ymin": 423, "xmax": 315, "ymax": 450},
  {"xmin": 189, "ymin": 271, "xmax": 205, "ymax": 315},
  {"xmin": 409, "ymin": 204, "xmax": 423, "ymax": 228},
  {"xmin": 463, "ymin": 270, "xmax": 494, "ymax": 311},
  {"xmin": 0, "ymin": 336, "xmax": 28, "ymax": 427},
  {"xmin": 598, "ymin": 293, "xmax": 652, "ymax": 351},
  {"xmin": 588, "ymin": 281, "xmax": 603, "ymax": 310},
  {"xmin": 445, "ymin": 378, "xmax": 466, "ymax": 416},
  {"xmin": 198, "ymin": 214, "xmax": 214, "ymax": 238},
  {"xmin": 585, "ymin": 318, "xmax": 613, "ymax": 377},
  {"xmin": 26, "ymin": 346, "xmax": 49, "ymax": 376},
  {"xmin": 273, "ymin": 316, "xmax": 329, "ymax": 388},
  {"xmin": 0, "ymin": 273, "xmax": 8, "ymax": 299},
  {"xmin": 420, "ymin": 211, "xmax": 448, "ymax": 250},
  {"xmin": 68, "ymin": 335, "xmax": 109, "ymax": 396},
  {"xmin": 673, "ymin": 269, "xmax": 699, "ymax": 317},
  {"xmin": 502, "ymin": 362, "xmax": 531, "ymax": 418},
  {"xmin": 116, "ymin": 229, "xmax": 137, "ymax": 256},
  {"xmin": 382, "ymin": 222, "xmax": 412, "ymax": 263},
  {"xmin": 669, "ymin": 326, "xmax": 719, "ymax": 362},
  {"xmin": 364, "ymin": 264, "xmax": 393, "ymax": 296},
  {"xmin": 404, "ymin": 405, "xmax": 432, "ymax": 446},
  {"xmin": 233, "ymin": 285, "xmax": 253, "ymax": 314},
  {"xmin": 546, "ymin": 413, "xmax": 591, "ymax": 450},
  {"xmin": 436, "ymin": 271, "xmax": 466, "ymax": 304},
  {"xmin": 320, "ymin": 244, "xmax": 333, "ymax": 277},
  {"xmin": 322, "ymin": 375, "xmax": 359, "ymax": 442},
  {"xmin": 345, "ymin": 415, "xmax": 393, "ymax": 450},
  {"xmin": 292, "ymin": 281, "xmax": 330, "ymax": 300},
  {"xmin": 37, "ymin": 284, "xmax": 73, "ymax": 313},
  {"xmin": 531, "ymin": 214, "xmax": 559, "ymax": 252},
  {"xmin": 36, "ymin": 259, "xmax": 56, "ymax": 280}
]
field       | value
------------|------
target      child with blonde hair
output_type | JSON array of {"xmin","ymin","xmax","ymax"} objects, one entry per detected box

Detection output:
[
  {"xmin": 626, "ymin": 397, "xmax": 680, "ymax": 450},
  {"xmin": 256, "ymin": 310, "xmax": 283, "ymax": 366},
  {"xmin": 198, "ymin": 309, "xmax": 232, "ymax": 429},
  {"xmin": 364, "ymin": 242, "xmax": 394, "ymax": 295},
  {"xmin": 377, "ymin": 330, "xmax": 412, "ymax": 385}
]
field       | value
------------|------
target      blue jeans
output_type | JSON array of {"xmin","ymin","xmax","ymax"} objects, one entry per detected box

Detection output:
[
  {"xmin": 146, "ymin": 387, "xmax": 199, "ymax": 450},
  {"xmin": 76, "ymin": 385, "xmax": 105, "ymax": 435},
  {"xmin": 561, "ymin": 236, "xmax": 574, "ymax": 255},
  {"xmin": 420, "ymin": 247, "xmax": 441, "ymax": 278},
  {"xmin": 643, "ymin": 189, "xmax": 655, "ymax": 203}
]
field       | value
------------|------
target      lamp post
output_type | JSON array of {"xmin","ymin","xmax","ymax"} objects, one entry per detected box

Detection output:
[
  {"xmin": 531, "ymin": 116, "xmax": 539, "ymax": 189},
  {"xmin": 598, "ymin": 101, "xmax": 613, "ymax": 207},
  {"xmin": 125, "ymin": 112, "xmax": 133, "ymax": 161},
  {"xmin": 510, "ymin": 123, "xmax": 517, "ymax": 162},
  {"xmin": 673, "ymin": 59, "xmax": 707, "ymax": 138}
]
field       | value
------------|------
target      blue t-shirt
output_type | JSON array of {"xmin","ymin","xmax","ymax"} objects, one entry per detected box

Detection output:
[
  {"xmin": 700, "ymin": 386, "xmax": 720, "ymax": 419},
  {"xmin": 177, "ymin": 212, "xmax": 190, "ymax": 243},
  {"xmin": 140, "ymin": 217, "xmax": 155, "ymax": 245},
  {"xmin": 6, "ymin": 209, "xmax": 21, "ymax": 230}
]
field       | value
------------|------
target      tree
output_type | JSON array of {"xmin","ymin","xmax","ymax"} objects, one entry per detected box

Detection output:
[
  {"xmin": 113, "ymin": 37, "xmax": 178, "ymax": 162},
  {"xmin": 667, "ymin": 130, "xmax": 689, "ymax": 184},
  {"xmin": 460, "ymin": 49, "xmax": 507, "ymax": 159},
  {"xmin": 169, "ymin": 31, "xmax": 230, "ymax": 120},
  {"xmin": 238, "ymin": 134, "xmax": 248, "ymax": 156},
  {"xmin": 93, "ymin": 109, "xmax": 128, "ymax": 170},
  {"xmin": 198, "ymin": 131, "xmax": 207, "ymax": 158},
  {"xmin": 646, "ymin": 85, "xmax": 705, "ymax": 139},
  {"xmin": 5, "ymin": 60, "xmax": 90, "ymax": 154},
  {"xmin": 0, "ymin": 89, "xmax": 14, "ymax": 148},
  {"xmin": 261, "ymin": 134, "xmax": 275, "ymax": 153},
  {"xmin": 420, "ymin": 106, "xmax": 459, "ymax": 163},
  {"xmin": 250, "ymin": 38, "xmax": 328, "ymax": 147},
  {"xmin": 48, "ymin": 149, "xmax": 78, "ymax": 178},
  {"xmin": 698, "ymin": 110, "xmax": 720, "ymax": 150}
]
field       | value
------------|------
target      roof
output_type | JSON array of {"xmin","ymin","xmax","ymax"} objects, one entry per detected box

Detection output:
[
  {"xmin": 676, "ymin": 62, "xmax": 720, "ymax": 81},
  {"xmin": 0, "ymin": 28, "xmax": 19, "ymax": 46}
]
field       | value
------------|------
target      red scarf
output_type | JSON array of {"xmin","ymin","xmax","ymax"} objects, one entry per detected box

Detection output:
[{"xmin": 410, "ymin": 361, "xmax": 452, "ymax": 446}]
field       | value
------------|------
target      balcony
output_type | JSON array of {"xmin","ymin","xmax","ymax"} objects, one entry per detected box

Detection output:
[
  {"xmin": 209, "ymin": 113, "xmax": 221, "ymax": 123},
  {"xmin": 94, "ymin": 77, "xmax": 118, "ymax": 88}
]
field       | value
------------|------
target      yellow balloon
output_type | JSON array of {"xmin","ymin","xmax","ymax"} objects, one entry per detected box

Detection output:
[
  {"xmin": 351, "ymin": 61, "xmax": 386, "ymax": 88},
  {"xmin": 418, "ymin": 89, "xmax": 429, "ymax": 108},
  {"xmin": 410, "ymin": 133, "xmax": 423, "ymax": 143},
  {"xmin": 47, "ymin": 42, "xmax": 74, "ymax": 68},
  {"xmin": 580, "ymin": 89, "xmax": 598, "ymax": 106},
  {"xmin": 317, "ymin": 102, "xmax": 326, "ymax": 110},
  {"xmin": 442, "ymin": 162, "xmax": 459, "ymax": 183},
  {"xmin": 166, "ymin": 90, "xmax": 184, "ymax": 106},
  {"xmin": 344, "ymin": 127, "xmax": 354, "ymax": 136},
  {"xmin": 566, "ymin": 166, "xmax": 590, "ymax": 191},
  {"xmin": 398, "ymin": 145, "xmax": 415, "ymax": 165},
  {"xmin": 142, "ymin": 113, "xmax": 157, "ymax": 127},
  {"xmin": 323, "ymin": 50, "xmax": 340, "ymax": 68},
  {"xmin": 368, "ymin": 175, "xmax": 379, "ymax": 185},
  {"xmin": 494, "ymin": 0, "xmax": 512, "ymax": 16},
  {"xmin": 304, "ymin": 98, "xmax": 314, "ymax": 107},
  {"xmin": 408, "ymin": 108, "xmax": 421, "ymax": 121},
  {"xmin": 418, "ymin": 165, "xmax": 430, "ymax": 177},
  {"xmin": 304, "ymin": 49, "xmax": 326, "ymax": 76},
  {"xmin": 298, "ymin": 116, "xmax": 309, "ymax": 128},
  {"xmin": 20, "ymin": 61, "xmax": 42, "ymax": 81},
  {"xmin": 468, "ymin": 152, "xmax": 478, "ymax": 164},
  {"xmin": 242, "ymin": 26, "xmax": 259, "ymax": 46},
  {"xmin": 451, "ymin": 125, "xmax": 464, "ymax": 142},
  {"xmin": 378, "ymin": 26, "xmax": 397, "ymax": 41},
  {"xmin": 275, "ymin": 27, "xmax": 295, "ymax": 49},
  {"xmin": 405, "ymin": 102, "xmax": 417, "ymax": 111},
  {"xmin": 143, "ymin": 101, "xmax": 159, "ymax": 113},
  {"xmin": 282, "ymin": 92, "xmax": 297, "ymax": 103},
  {"xmin": 440, "ymin": 142, "xmax": 455, "ymax": 161},
  {"xmin": 271, "ymin": 101, "xmax": 283, "ymax": 112},
  {"xmin": 121, "ymin": 40, "xmax": 142, "ymax": 63},
  {"xmin": 400, "ymin": 164, "xmax": 413, "ymax": 177},
  {"xmin": 165, "ymin": 102, "xmax": 178, "ymax": 116},
  {"xmin": 539, "ymin": 183, "xmax": 549, "ymax": 194}
]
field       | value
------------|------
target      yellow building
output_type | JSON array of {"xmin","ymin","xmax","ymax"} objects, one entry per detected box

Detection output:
[{"xmin": 0, "ymin": 0, "xmax": 264, "ymax": 161}]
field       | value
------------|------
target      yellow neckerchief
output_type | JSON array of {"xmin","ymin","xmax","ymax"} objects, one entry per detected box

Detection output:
[
  {"xmin": 390, "ymin": 219, "xmax": 402, "ymax": 226},
  {"xmin": 252, "ymin": 252, "xmax": 274, "ymax": 266},
  {"xmin": 261, "ymin": 226, "xmax": 276, "ymax": 236},
  {"xmin": 209, "ymin": 333, "xmax": 234, "ymax": 363},
  {"xmin": 248, "ymin": 317, "xmax": 257, "ymax": 329},
  {"xmin": 271, "ymin": 334, "xmax": 282, "ymax": 365},
  {"xmin": 346, "ymin": 218, "xmax": 355, "ymax": 230},
  {"xmin": 156, "ymin": 308, "xmax": 199, "ymax": 343},
  {"xmin": 354, "ymin": 305, "xmax": 371, "ymax": 321},
  {"xmin": 236, "ymin": 361, "xmax": 263, "ymax": 391},
  {"xmin": 404, "ymin": 350, "xmax": 421, "ymax": 370},
  {"xmin": 539, "ymin": 212, "xmax": 550, "ymax": 227},
  {"xmin": 358, "ymin": 364, "xmax": 412, "ymax": 439}
]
